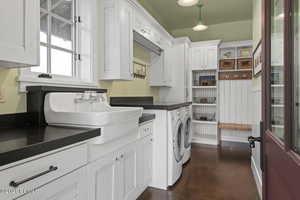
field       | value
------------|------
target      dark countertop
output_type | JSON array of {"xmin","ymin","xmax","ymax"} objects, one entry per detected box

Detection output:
[
  {"xmin": 139, "ymin": 113, "xmax": 155, "ymax": 124},
  {"xmin": 112, "ymin": 101, "xmax": 192, "ymax": 110},
  {"xmin": 110, "ymin": 96, "xmax": 192, "ymax": 110},
  {"xmin": 0, "ymin": 125, "xmax": 100, "ymax": 167}
]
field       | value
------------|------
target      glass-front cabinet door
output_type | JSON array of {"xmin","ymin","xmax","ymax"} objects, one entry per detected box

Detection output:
[{"xmin": 270, "ymin": 0, "xmax": 285, "ymax": 141}]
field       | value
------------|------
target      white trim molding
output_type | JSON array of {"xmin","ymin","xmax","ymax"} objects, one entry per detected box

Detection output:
[{"xmin": 251, "ymin": 156, "xmax": 262, "ymax": 199}]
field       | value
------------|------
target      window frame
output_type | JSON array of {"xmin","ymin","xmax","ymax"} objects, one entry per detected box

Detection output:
[{"xmin": 18, "ymin": 0, "xmax": 97, "ymax": 92}]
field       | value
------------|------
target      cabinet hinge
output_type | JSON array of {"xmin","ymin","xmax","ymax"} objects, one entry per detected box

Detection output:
[
  {"xmin": 75, "ymin": 16, "xmax": 82, "ymax": 23},
  {"xmin": 75, "ymin": 53, "xmax": 81, "ymax": 61}
]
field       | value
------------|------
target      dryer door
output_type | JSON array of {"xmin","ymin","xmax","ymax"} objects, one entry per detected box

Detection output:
[
  {"xmin": 184, "ymin": 116, "xmax": 192, "ymax": 149},
  {"xmin": 174, "ymin": 120, "xmax": 184, "ymax": 163}
]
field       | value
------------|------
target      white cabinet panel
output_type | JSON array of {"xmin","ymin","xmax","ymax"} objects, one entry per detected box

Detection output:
[
  {"xmin": 149, "ymin": 46, "xmax": 173, "ymax": 87},
  {"xmin": 137, "ymin": 133, "xmax": 153, "ymax": 192},
  {"xmin": 219, "ymin": 80, "xmax": 253, "ymax": 124},
  {"xmin": 17, "ymin": 167, "xmax": 88, "ymax": 200},
  {"xmin": 121, "ymin": 143, "xmax": 138, "ymax": 200},
  {"xmin": 0, "ymin": 0, "xmax": 39, "ymax": 67},
  {"xmin": 88, "ymin": 140, "xmax": 140, "ymax": 200},
  {"xmin": 191, "ymin": 46, "xmax": 218, "ymax": 70},
  {"xmin": 101, "ymin": 0, "xmax": 133, "ymax": 80},
  {"xmin": 88, "ymin": 151, "xmax": 121, "ymax": 200},
  {"xmin": 206, "ymin": 47, "xmax": 218, "ymax": 69}
]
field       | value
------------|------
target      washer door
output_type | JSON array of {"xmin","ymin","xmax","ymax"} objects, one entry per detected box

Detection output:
[
  {"xmin": 174, "ymin": 120, "xmax": 184, "ymax": 163},
  {"xmin": 184, "ymin": 117, "xmax": 192, "ymax": 148}
]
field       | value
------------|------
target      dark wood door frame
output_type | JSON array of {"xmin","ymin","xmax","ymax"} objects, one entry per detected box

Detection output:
[{"xmin": 262, "ymin": 0, "xmax": 300, "ymax": 199}]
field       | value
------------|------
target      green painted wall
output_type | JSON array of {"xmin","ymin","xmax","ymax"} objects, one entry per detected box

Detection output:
[
  {"xmin": 253, "ymin": 0, "xmax": 262, "ymax": 48},
  {"xmin": 0, "ymin": 69, "xmax": 26, "ymax": 114},
  {"xmin": 99, "ymin": 43, "xmax": 160, "ymax": 101},
  {"xmin": 171, "ymin": 20, "xmax": 253, "ymax": 42}
]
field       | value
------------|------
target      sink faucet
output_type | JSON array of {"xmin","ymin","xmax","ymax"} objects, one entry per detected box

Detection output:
[{"xmin": 74, "ymin": 91, "xmax": 101, "ymax": 103}]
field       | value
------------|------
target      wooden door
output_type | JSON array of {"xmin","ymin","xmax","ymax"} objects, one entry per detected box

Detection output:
[{"xmin": 262, "ymin": 0, "xmax": 300, "ymax": 199}]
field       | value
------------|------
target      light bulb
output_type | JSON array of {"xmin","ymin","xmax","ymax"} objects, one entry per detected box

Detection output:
[
  {"xmin": 177, "ymin": 0, "xmax": 199, "ymax": 7},
  {"xmin": 193, "ymin": 23, "xmax": 208, "ymax": 31}
]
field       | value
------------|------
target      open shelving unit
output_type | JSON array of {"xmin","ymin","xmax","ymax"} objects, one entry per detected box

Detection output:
[{"xmin": 191, "ymin": 69, "xmax": 219, "ymax": 145}]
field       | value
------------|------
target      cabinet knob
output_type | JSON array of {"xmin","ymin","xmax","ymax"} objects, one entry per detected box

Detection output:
[{"xmin": 120, "ymin": 154, "xmax": 124, "ymax": 159}]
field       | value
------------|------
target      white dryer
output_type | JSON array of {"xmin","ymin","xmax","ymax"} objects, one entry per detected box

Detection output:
[
  {"xmin": 167, "ymin": 109, "xmax": 184, "ymax": 186},
  {"xmin": 182, "ymin": 106, "xmax": 192, "ymax": 164}
]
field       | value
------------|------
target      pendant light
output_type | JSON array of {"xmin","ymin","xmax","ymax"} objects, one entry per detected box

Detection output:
[
  {"xmin": 193, "ymin": 4, "xmax": 208, "ymax": 31},
  {"xmin": 177, "ymin": 0, "xmax": 199, "ymax": 7}
]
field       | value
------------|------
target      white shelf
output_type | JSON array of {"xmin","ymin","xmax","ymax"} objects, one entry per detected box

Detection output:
[
  {"xmin": 272, "ymin": 104, "xmax": 284, "ymax": 108},
  {"xmin": 193, "ymin": 86, "xmax": 217, "ymax": 89},
  {"xmin": 192, "ymin": 120, "xmax": 217, "ymax": 125},
  {"xmin": 272, "ymin": 125, "xmax": 284, "ymax": 129},
  {"xmin": 271, "ymin": 84, "xmax": 284, "ymax": 88},
  {"xmin": 219, "ymin": 69, "xmax": 252, "ymax": 72},
  {"xmin": 192, "ymin": 103, "xmax": 217, "ymax": 106}
]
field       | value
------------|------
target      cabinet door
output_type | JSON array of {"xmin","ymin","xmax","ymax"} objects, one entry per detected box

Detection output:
[
  {"xmin": 88, "ymin": 152, "xmax": 121, "ymax": 200},
  {"xmin": 0, "ymin": 0, "xmax": 39, "ymax": 67},
  {"xmin": 101, "ymin": 0, "xmax": 133, "ymax": 80},
  {"xmin": 143, "ymin": 135, "xmax": 153, "ymax": 185},
  {"xmin": 25, "ymin": 167, "xmax": 88, "ymax": 200},
  {"xmin": 164, "ymin": 46, "xmax": 174, "ymax": 87},
  {"xmin": 149, "ymin": 52, "xmax": 164, "ymax": 86},
  {"xmin": 137, "ymin": 135, "xmax": 153, "ymax": 190},
  {"xmin": 191, "ymin": 47, "xmax": 206, "ymax": 70},
  {"xmin": 119, "ymin": 0, "xmax": 134, "ymax": 80},
  {"xmin": 206, "ymin": 47, "xmax": 218, "ymax": 69},
  {"xmin": 121, "ymin": 143, "xmax": 138, "ymax": 200}
]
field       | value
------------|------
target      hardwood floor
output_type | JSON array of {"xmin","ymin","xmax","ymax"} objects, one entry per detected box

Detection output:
[{"xmin": 138, "ymin": 142, "xmax": 260, "ymax": 200}]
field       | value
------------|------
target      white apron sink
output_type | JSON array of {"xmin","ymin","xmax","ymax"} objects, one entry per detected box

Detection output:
[{"xmin": 44, "ymin": 92, "xmax": 143, "ymax": 144}]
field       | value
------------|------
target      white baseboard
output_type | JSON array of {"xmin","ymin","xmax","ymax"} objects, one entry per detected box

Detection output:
[
  {"xmin": 251, "ymin": 156, "xmax": 262, "ymax": 199},
  {"xmin": 221, "ymin": 136, "xmax": 249, "ymax": 143},
  {"xmin": 192, "ymin": 138, "xmax": 218, "ymax": 146}
]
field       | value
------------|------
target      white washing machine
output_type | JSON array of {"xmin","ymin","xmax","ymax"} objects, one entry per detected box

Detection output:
[
  {"xmin": 167, "ymin": 109, "xmax": 185, "ymax": 186},
  {"xmin": 182, "ymin": 106, "xmax": 192, "ymax": 164}
]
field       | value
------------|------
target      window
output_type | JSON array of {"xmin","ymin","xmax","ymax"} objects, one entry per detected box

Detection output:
[
  {"xmin": 19, "ymin": 0, "xmax": 96, "ymax": 91},
  {"xmin": 34, "ymin": 0, "xmax": 77, "ymax": 76}
]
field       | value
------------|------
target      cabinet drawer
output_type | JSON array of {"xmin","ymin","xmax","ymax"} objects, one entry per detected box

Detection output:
[
  {"xmin": 219, "ymin": 59, "xmax": 235, "ymax": 70},
  {"xmin": 219, "ymin": 71, "xmax": 252, "ymax": 80},
  {"xmin": 237, "ymin": 58, "xmax": 253, "ymax": 70},
  {"xmin": 0, "ymin": 144, "xmax": 87, "ymax": 200},
  {"xmin": 139, "ymin": 122, "xmax": 153, "ymax": 138}
]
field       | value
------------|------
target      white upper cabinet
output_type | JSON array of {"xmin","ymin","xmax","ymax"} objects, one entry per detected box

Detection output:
[
  {"xmin": 149, "ymin": 44, "xmax": 173, "ymax": 87},
  {"xmin": 0, "ymin": 0, "xmax": 40, "ymax": 68},
  {"xmin": 100, "ymin": 0, "xmax": 134, "ymax": 80},
  {"xmin": 190, "ymin": 40, "xmax": 220, "ymax": 70},
  {"xmin": 133, "ymin": 10, "xmax": 161, "ymax": 47}
]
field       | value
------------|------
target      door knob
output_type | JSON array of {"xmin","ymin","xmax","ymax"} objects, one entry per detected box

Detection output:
[{"xmin": 248, "ymin": 136, "xmax": 261, "ymax": 148}]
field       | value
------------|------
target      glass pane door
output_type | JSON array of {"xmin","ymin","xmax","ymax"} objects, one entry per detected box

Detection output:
[
  {"xmin": 270, "ymin": 0, "xmax": 285, "ymax": 141},
  {"xmin": 293, "ymin": 0, "xmax": 300, "ymax": 153}
]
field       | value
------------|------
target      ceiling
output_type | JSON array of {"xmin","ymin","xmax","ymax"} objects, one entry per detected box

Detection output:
[{"xmin": 137, "ymin": 0, "xmax": 253, "ymax": 32}]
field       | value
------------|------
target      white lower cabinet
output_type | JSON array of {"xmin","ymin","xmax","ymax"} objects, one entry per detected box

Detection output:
[
  {"xmin": 88, "ymin": 141, "xmax": 139, "ymax": 200},
  {"xmin": 88, "ymin": 122, "xmax": 153, "ymax": 200},
  {"xmin": 1, "ymin": 124, "xmax": 153, "ymax": 200},
  {"xmin": 137, "ymin": 135, "xmax": 153, "ymax": 191},
  {"xmin": 88, "ymin": 151, "xmax": 121, "ymax": 200},
  {"xmin": 18, "ymin": 166, "xmax": 88, "ymax": 200}
]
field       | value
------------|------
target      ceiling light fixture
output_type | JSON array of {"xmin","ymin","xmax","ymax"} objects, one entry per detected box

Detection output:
[
  {"xmin": 177, "ymin": 0, "xmax": 199, "ymax": 7},
  {"xmin": 193, "ymin": 4, "xmax": 208, "ymax": 31}
]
